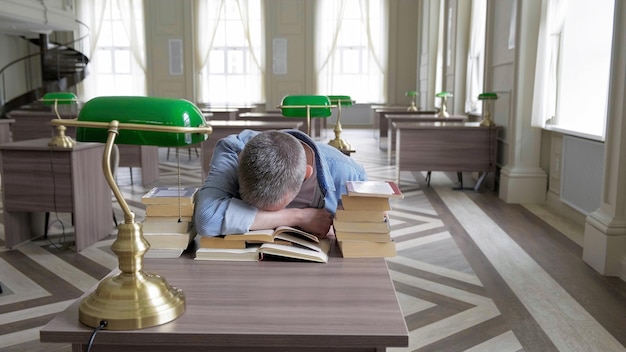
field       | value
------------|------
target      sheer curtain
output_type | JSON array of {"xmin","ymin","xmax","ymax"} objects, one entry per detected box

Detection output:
[
  {"xmin": 194, "ymin": 0, "xmax": 264, "ymax": 105},
  {"xmin": 465, "ymin": 0, "xmax": 486, "ymax": 113},
  {"xmin": 315, "ymin": 0, "xmax": 387, "ymax": 103},
  {"xmin": 76, "ymin": 0, "xmax": 146, "ymax": 101},
  {"xmin": 531, "ymin": 0, "xmax": 569, "ymax": 127}
]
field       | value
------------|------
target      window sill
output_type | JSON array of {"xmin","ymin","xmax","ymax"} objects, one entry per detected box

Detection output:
[{"xmin": 543, "ymin": 125, "xmax": 604, "ymax": 142}]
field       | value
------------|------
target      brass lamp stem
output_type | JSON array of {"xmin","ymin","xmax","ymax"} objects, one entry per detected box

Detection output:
[{"xmin": 78, "ymin": 120, "xmax": 186, "ymax": 330}]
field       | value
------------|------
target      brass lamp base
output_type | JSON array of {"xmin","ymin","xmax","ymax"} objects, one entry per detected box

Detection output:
[
  {"xmin": 48, "ymin": 125, "xmax": 76, "ymax": 148},
  {"xmin": 328, "ymin": 123, "xmax": 354, "ymax": 153},
  {"xmin": 407, "ymin": 101, "xmax": 418, "ymax": 112},
  {"xmin": 79, "ymin": 222, "xmax": 185, "ymax": 330},
  {"xmin": 480, "ymin": 112, "xmax": 495, "ymax": 127}
]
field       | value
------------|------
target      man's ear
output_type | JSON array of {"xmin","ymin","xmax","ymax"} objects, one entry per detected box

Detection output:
[{"xmin": 304, "ymin": 165, "xmax": 314, "ymax": 179}]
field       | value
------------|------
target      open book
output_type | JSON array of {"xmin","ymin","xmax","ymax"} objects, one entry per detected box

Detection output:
[
  {"xmin": 196, "ymin": 229, "xmax": 331, "ymax": 263},
  {"xmin": 223, "ymin": 225, "xmax": 319, "ymax": 243}
]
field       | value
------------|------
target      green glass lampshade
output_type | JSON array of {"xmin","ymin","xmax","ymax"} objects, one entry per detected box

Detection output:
[
  {"xmin": 478, "ymin": 92, "xmax": 499, "ymax": 100},
  {"xmin": 75, "ymin": 96, "xmax": 209, "ymax": 147},
  {"xmin": 280, "ymin": 95, "xmax": 332, "ymax": 118},
  {"xmin": 405, "ymin": 90, "xmax": 417, "ymax": 97},
  {"xmin": 328, "ymin": 95, "xmax": 353, "ymax": 107},
  {"xmin": 436, "ymin": 91, "xmax": 453, "ymax": 98},
  {"xmin": 41, "ymin": 92, "xmax": 79, "ymax": 104}
]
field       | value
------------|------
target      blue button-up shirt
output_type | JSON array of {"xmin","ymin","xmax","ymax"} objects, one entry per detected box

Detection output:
[{"xmin": 194, "ymin": 129, "xmax": 367, "ymax": 236}]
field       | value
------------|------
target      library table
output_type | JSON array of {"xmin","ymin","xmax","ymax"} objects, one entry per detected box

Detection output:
[
  {"xmin": 40, "ymin": 250, "xmax": 409, "ymax": 351},
  {"xmin": 238, "ymin": 111, "xmax": 325, "ymax": 139},
  {"xmin": 372, "ymin": 107, "xmax": 437, "ymax": 141},
  {"xmin": 0, "ymin": 138, "xmax": 113, "ymax": 251},
  {"xmin": 394, "ymin": 121, "xmax": 500, "ymax": 190},
  {"xmin": 384, "ymin": 114, "xmax": 467, "ymax": 155},
  {"xmin": 201, "ymin": 120, "xmax": 304, "ymax": 181}
]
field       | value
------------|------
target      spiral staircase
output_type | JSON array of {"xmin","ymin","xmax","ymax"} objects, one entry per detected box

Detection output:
[{"xmin": 0, "ymin": 25, "xmax": 89, "ymax": 118}]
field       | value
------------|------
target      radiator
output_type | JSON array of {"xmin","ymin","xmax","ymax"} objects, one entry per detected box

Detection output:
[{"xmin": 560, "ymin": 135, "xmax": 604, "ymax": 215}]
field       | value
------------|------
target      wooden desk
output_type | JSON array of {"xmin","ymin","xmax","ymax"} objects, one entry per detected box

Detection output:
[
  {"xmin": 394, "ymin": 122, "xmax": 500, "ymax": 190},
  {"xmin": 0, "ymin": 138, "xmax": 113, "ymax": 251},
  {"xmin": 384, "ymin": 114, "xmax": 467, "ymax": 157},
  {"xmin": 7, "ymin": 110, "xmax": 158, "ymax": 186},
  {"xmin": 238, "ymin": 112, "xmax": 326, "ymax": 139},
  {"xmin": 201, "ymin": 108, "xmax": 239, "ymax": 120},
  {"xmin": 373, "ymin": 108, "xmax": 437, "ymax": 141},
  {"xmin": 0, "ymin": 118, "xmax": 15, "ymax": 143},
  {"xmin": 40, "ymin": 253, "xmax": 409, "ymax": 351},
  {"xmin": 201, "ymin": 120, "xmax": 304, "ymax": 181}
]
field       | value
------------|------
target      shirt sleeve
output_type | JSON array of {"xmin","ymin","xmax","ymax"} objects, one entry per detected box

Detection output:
[{"xmin": 193, "ymin": 131, "xmax": 259, "ymax": 236}]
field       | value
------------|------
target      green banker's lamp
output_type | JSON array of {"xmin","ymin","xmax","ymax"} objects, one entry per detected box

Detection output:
[
  {"xmin": 49, "ymin": 96, "xmax": 212, "ymax": 330},
  {"xmin": 478, "ymin": 92, "xmax": 498, "ymax": 127},
  {"xmin": 405, "ymin": 90, "xmax": 418, "ymax": 112},
  {"xmin": 436, "ymin": 91, "xmax": 453, "ymax": 118},
  {"xmin": 327, "ymin": 95, "xmax": 355, "ymax": 153},
  {"xmin": 40, "ymin": 92, "xmax": 80, "ymax": 148},
  {"xmin": 278, "ymin": 95, "xmax": 332, "ymax": 136}
]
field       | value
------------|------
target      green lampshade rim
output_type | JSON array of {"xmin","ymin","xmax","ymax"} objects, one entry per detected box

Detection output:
[
  {"xmin": 436, "ymin": 91, "xmax": 453, "ymax": 97},
  {"xmin": 478, "ymin": 92, "xmax": 499, "ymax": 100}
]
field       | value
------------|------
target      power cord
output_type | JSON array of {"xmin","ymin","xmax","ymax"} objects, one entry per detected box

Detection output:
[{"xmin": 85, "ymin": 320, "xmax": 108, "ymax": 352}]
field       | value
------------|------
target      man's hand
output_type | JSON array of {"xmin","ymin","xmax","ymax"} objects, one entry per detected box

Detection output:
[{"xmin": 294, "ymin": 208, "xmax": 334, "ymax": 238}]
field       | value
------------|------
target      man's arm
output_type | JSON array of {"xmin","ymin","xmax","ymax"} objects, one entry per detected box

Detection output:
[{"xmin": 251, "ymin": 208, "xmax": 334, "ymax": 238}]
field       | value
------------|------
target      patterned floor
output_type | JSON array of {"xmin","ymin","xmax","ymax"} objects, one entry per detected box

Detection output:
[{"xmin": 0, "ymin": 128, "xmax": 624, "ymax": 351}]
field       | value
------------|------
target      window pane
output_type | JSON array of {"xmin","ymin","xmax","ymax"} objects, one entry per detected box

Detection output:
[
  {"xmin": 342, "ymin": 49, "xmax": 361, "ymax": 74},
  {"xmin": 225, "ymin": 21, "xmax": 245, "ymax": 46},
  {"xmin": 209, "ymin": 50, "xmax": 225, "ymax": 73},
  {"xmin": 114, "ymin": 50, "xmax": 131, "ymax": 73},
  {"xmin": 99, "ymin": 22, "xmax": 113, "ymax": 47},
  {"xmin": 114, "ymin": 75, "xmax": 133, "ymax": 95},
  {"xmin": 95, "ymin": 51, "xmax": 113, "ymax": 73},
  {"xmin": 227, "ymin": 49, "xmax": 245, "ymax": 74},
  {"xmin": 112, "ymin": 21, "xmax": 129, "ymax": 47}
]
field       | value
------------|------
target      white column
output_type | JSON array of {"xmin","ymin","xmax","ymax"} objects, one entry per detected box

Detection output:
[
  {"xmin": 498, "ymin": 0, "xmax": 548, "ymax": 204},
  {"xmin": 583, "ymin": 1, "xmax": 626, "ymax": 280}
]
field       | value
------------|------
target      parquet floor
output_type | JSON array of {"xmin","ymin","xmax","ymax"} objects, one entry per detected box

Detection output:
[{"xmin": 0, "ymin": 128, "xmax": 625, "ymax": 352}]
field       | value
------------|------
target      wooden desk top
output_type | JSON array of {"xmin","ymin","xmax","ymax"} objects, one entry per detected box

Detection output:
[
  {"xmin": 238, "ymin": 112, "xmax": 285, "ymax": 118},
  {"xmin": 385, "ymin": 113, "xmax": 460, "ymax": 119},
  {"xmin": 208, "ymin": 120, "xmax": 303, "ymax": 128},
  {"xmin": 40, "ymin": 253, "xmax": 409, "ymax": 349},
  {"xmin": 0, "ymin": 138, "xmax": 103, "ymax": 151},
  {"xmin": 393, "ymin": 121, "xmax": 490, "ymax": 129}
]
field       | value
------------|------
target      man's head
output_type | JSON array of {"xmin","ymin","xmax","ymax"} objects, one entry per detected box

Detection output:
[{"xmin": 238, "ymin": 131, "xmax": 308, "ymax": 211}]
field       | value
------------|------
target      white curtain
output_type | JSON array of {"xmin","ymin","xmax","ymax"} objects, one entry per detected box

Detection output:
[
  {"xmin": 194, "ymin": 0, "xmax": 264, "ymax": 105},
  {"xmin": 315, "ymin": 0, "xmax": 387, "ymax": 103},
  {"xmin": 434, "ymin": 0, "xmax": 444, "ymax": 107},
  {"xmin": 531, "ymin": 0, "xmax": 569, "ymax": 127},
  {"xmin": 465, "ymin": 0, "xmax": 486, "ymax": 113},
  {"xmin": 76, "ymin": 0, "xmax": 146, "ymax": 101}
]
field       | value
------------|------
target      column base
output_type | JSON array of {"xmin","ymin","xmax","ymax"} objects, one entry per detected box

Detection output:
[
  {"xmin": 583, "ymin": 210, "xmax": 626, "ymax": 278},
  {"xmin": 499, "ymin": 166, "xmax": 547, "ymax": 204}
]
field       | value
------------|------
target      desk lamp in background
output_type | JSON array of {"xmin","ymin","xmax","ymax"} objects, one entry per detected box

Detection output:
[
  {"xmin": 436, "ymin": 91, "xmax": 453, "ymax": 118},
  {"xmin": 48, "ymin": 96, "xmax": 212, "ymax": 330},
  {"xmin": 327, "ymin": 95, "xmax": 355, "ymax": 154},
  {"xmin": 405, "ymin": 90, "xmax": 418, "ymax": 112},
  {"xmin": 278, "ymin": 95, "xmax": 332, "ymax": 137},
  {"xmin": 41, "ymin": 92, "xmax": 79, "ymax": 148},
  {"xmin": 478, "ymin": 92, "xmax": 498, "ymax": 127}
]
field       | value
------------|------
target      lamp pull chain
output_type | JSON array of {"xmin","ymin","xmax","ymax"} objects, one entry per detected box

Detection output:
[{"xmin": 176, "ymin": 147, "xmax": 183, "ymax": 222}]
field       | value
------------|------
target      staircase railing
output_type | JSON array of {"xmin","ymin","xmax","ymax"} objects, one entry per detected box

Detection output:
[{"xmin": 0, "ymin": 20, "xmax": 90, "ymax": 116}]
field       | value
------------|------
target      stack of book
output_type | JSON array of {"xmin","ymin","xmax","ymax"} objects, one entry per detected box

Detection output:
[
  {"xmin": 195, "ymin": 226, "xmax": 331, "ymax": 263},
  {"xmin": 334, "ymin": 180, "xmax": 403, "ymax": 258},
  {"xmin": 141, "ymin": 186, "xmax": 198, "ymax": 258}
]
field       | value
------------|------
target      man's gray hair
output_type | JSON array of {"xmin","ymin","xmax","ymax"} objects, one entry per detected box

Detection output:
[{"xmin": 238, "ymin": 131, "xmax": 307, "ymax": 209}]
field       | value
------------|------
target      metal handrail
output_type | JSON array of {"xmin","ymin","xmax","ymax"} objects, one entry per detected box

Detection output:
[{"xmin": 0, "ymin": 19, "xmax": 90, "ymax": 109}]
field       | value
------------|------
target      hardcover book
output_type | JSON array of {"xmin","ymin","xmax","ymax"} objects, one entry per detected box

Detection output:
[
  {"xmin": 142, "ymin": 219, "xmax": 191, "ymax": 233},
  {"xmin": 335, "ymin": 205, "xmax": 388, "ymax": 223},
  {"xmin": 145, "ymin": 203, "xmax": 195, "ymax": 217},
  {"xmin": 338, "ymin": 239, "xmax": 396, "ymax": 258},
  {"xmin": 335, "ymin": 230, "xmax": 391, "ymax": 243},
  {"xmin": 195, "ymin": 236, "xmax": 331, "ymax": 263},
  {"xmin": 143, "ymin": 227, "xmax": 197, "ymax": 249},
  {"xmin": 346, "ymin": 180, "xmax": 404, "ymax": 199},
  {"xmin": 223, "ymin": 225, "xmax": 319, "ymax": 244},
  {"xmin": 141, "ymin": 186, "xmax": 198, "ymax": 205},
  {"xmin": 340, "ymin": 194, "xmax": 391, "ymax": 211},
  {"xmin": 333, "ymin": 216, "xmax": 391, "ymax": 234}
]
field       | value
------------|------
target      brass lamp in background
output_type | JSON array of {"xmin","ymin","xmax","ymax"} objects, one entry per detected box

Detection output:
[
  {"xmin": 478, "ymin": 92, "xmax": 498, "ymax": 127},
  {"xmin": 327, "ymin": 95, "xmax": 355, "ymax": 154},
  {"xmin": 278, "ymin": 95, "xmax": 332, "ymax": 136},
  {"xmin": 405, "ymin": 90, "xmax": 418, "ymax": 111},
  {"xmin": 436, "ymin": 91, "xmax": 453, "ymax": 118},
  {"xmin": 40, "ymin": 92, "xmax": 79, "ymax": 148},
  {"xmin": 49, "ymin": 96, "xmax": 212, "ymax": 330}
]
